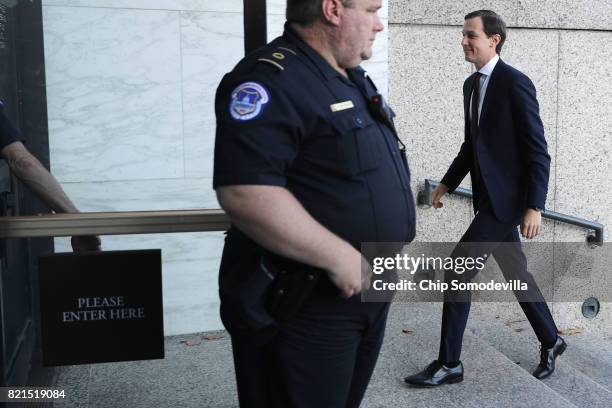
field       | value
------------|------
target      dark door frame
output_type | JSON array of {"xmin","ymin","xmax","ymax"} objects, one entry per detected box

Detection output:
[
  {"xmin": 0, "ymin": 0, "xmax": 54, "ymax": 387},
  {"xmin": 244, "ymin": 0, "xmax": 267, "ymax": 55}
]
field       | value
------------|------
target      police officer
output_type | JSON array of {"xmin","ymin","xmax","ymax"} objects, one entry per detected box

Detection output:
[
  {"xmin": 0, "ymin": 100, "xmax": 100, "ymax": 251},
  {"xmin": 213, "ymin": 0, "xmax": 415, "ymax": 406}
]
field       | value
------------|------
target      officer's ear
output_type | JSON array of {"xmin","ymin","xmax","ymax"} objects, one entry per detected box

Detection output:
[{"xmin": 321, "ymin": 0, "xmax": 344, "ymax": 27}]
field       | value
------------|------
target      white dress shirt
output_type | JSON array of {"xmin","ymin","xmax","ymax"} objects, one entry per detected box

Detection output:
[{"xmin": 470, "ymin": 54, "xmax": 500, "ymax": 125}]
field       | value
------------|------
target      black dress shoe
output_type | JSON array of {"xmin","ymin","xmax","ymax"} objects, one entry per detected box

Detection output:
[
  {"xmin": 404, "ymin": 360, "xmax": 464, "ymax": 387},
  {"xmin": 533, "ymin": 336, "xmax": 567, "ymax": 379}
]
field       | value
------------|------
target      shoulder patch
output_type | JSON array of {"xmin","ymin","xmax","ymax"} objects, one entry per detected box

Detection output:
[{"xmin": 229, "ymin": 82, "xmax": 270, "ymax": 121}]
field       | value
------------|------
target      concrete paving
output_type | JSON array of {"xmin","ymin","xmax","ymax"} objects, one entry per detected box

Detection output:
[{"xmin": 50, "ymin": 302, "xmax": 612, "ymax": 407}]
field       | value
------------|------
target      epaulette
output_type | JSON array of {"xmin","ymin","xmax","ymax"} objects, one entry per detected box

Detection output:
[{"xmin": 256, "ymin": 45, "xmax": 298, "ymax": 72}]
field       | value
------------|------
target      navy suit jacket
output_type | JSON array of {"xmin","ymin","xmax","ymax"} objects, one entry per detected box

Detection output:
[{"xmin": 441, "ymin": 59, "xmax": 551, "ymax": 223}]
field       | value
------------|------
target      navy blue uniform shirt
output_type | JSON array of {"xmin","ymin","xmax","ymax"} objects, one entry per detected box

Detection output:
[
  {"xmin": 214, "ymin": 24, "xmax": 415, "ymax": 248},
  {"xmin": 0, "ymin": 100, "xmax": 24, "ymax": 150}
]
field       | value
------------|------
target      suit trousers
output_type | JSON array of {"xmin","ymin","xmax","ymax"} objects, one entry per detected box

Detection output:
[
  {"xmin": 231, "ymin": 296, "xmax": 390, "ymax": 408},
  {"xmin": 438, "ymin": 206, "xmax": 558, "ymax": 365}
]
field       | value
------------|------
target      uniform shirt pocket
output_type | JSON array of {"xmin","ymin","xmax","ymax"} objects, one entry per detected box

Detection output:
[{"xmin": 330, "ymin": 111, "xmax": 381, "ymax": 176}]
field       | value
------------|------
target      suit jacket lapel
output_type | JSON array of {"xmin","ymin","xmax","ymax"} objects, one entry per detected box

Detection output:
[{"xmin": 478, "ymin": 59, "xmax": 504, "ymax": 128}]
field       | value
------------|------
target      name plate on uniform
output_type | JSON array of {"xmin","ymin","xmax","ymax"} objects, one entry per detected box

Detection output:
[
  {"xmin": 330, "ymin": 100, "xmax": 354, "ymax": 112},
  {"xmin": 38, "ymin": 250, "xmax": 164, "ymax": 366}
]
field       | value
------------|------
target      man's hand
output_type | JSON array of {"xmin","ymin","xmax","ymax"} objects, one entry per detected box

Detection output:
[
  {"xmin": 520, "ymin": 208, "xmax": 541, "ymax": 239},
  {"xmin": 71, "ymin": 235, "xmax": 102, "ymax": 252},
  {"xmin": 431, "ymin": 184, "xmax": 449, "ymax": 209},
  {"xmin": 327, "ymin": 248, "xmax": 371, "ymax": 299}
]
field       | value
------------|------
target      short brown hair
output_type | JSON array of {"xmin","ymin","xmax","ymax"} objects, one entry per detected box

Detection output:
[
  {"xmin": 286, "ymin": 0, "xmax": 354, "ymax": 26},
  {"xmin": 465, "ymin": 10, "xmax": 507, "ymax": 54}
]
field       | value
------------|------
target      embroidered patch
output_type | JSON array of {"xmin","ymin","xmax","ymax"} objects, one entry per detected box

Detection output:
[{"xmin": 229, "ymin": 82, "xmax": 270, "ymax": 121}]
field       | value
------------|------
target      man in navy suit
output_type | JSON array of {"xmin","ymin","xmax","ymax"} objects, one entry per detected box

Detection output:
[{"xmin": 404, "ymin": 10, "xmax": 566, "ymax": 386}]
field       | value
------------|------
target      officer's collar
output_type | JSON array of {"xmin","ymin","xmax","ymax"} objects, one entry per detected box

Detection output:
[
  {"xmin": 283, "ymin": 22, "xmax": 359, "ymax": 84},
  {"xmin": 347, "ymin": 66, "xmax": 367, "ymax": 86}
]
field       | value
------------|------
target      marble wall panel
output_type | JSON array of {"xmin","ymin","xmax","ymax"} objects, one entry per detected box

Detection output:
[
  {"xmin": 57, "ymin": 177, "xmax": 218, "ymax": 212},
  {"xmin": 267, "ymin": 0, "xmax": 286, "ymax": 15},
  {"xmin": 58, "ymin": 231, "xmax": 223, "ymax": 261},
  {"xmin": 181, "ymin": 11, "xmax": 244, "ymax": 178},
  {"xmin": 163, "ymin": 297, "xmax": 223, "ymax": 335},
  {"xmin": 43, "ymin": 6, "xmax": 184, "ymax": 183},
  {"xmin": 161, "ymin": 235, "xmax": 225, "ymax": 334},
  {"xmin": 389, "ymin": 0, "xmax": 517, "ymax": 26},
  {"xmin": 267, "ymin": 13, "xmax": 285, "ymax": 38},
  {"xmin": 42, "ymin": 0, "xmax": 243, "ymax": 13}
]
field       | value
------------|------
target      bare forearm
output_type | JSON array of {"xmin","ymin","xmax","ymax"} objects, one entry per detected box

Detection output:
[
  {"xmin": 217, "ymin": 185, "xmax": 357, "ymax": 272},
  {"xmin": 2, "ymin": 142, "xmax": 101, "ymax": 252},
  {"xmin": 7, "ymin": 149, "xmax": 78, "ymax": 213}
]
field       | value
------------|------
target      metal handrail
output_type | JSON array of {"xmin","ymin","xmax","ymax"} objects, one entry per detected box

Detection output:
[
  {"xmin": 418, "ymin": 179, "xmax": 604, "ymax": 246},
  {"xmin": 0, "ymin": 209, "xmax": 231, "ymax": 239},
  {"xmin": 0, "ymin": 183, "xmax": 605, "ymax": 246}
]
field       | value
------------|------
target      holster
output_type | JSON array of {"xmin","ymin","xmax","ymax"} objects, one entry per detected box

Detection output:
[
  {"xmin": 219, "ymin": 228, "xmax": 323, "ymax": 333},
  {"xmin": 265, "ymin": 257, "xmax": 323, "ymax": 321}
]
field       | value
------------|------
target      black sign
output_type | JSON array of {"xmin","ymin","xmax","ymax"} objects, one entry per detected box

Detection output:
[{"xmin": 38, "ymin": 250, "xmax": 164, "ymax": 366}]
